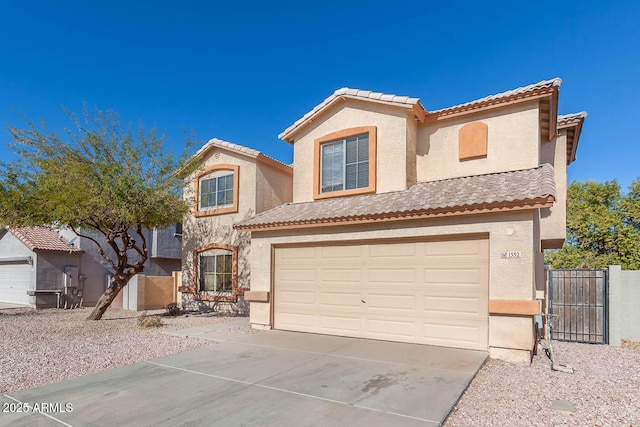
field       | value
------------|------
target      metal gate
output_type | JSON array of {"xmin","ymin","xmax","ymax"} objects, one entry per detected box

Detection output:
[{"xmin": 548, "ymin": 269, "xmax": 608, "ymax": 344}]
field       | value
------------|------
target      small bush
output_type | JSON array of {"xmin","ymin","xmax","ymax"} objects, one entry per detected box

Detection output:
[
  {"xmin": 165, "ymin": 303, "xmax": 181, "ymax": 316},
  {"xmin": 137, "ymin": 313, "xmax": 163, "ymax": 328}
]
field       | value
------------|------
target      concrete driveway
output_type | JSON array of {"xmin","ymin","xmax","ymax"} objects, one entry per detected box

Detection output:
[{"xmin": 1, "ymin": 319, "xmax": 487, "ymax": 426}]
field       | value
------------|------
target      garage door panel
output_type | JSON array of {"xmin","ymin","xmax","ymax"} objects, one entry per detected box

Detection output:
[
  {"xmin": 319, "ymin": 315, "xmax": 361, "ymax": 333},
  {"xmin": 320, "ymin": 268, "xmax": 361, "ymax": 282},
  {"xmin": 424, "ymin": 239, "xmax": 487, "ymax": 257},
  {"xmin": 0, "ymin": 264, "xmax": 32, "ymax": 305},
  {"xmin": 319, "ymin": 291, "xmax": 361, "ymax": 307},
  {"xmin": 279, "ymin": 268, "xmax": 316, "ymax": 282},
  {"xmin": 276, "ymin": 312, "xmax": 317, "ymax": 328},
  {"xmin": 423, "ymin": 267, "xmax": 486, "ymax": 285},
  {"xmin": 278, "ymin": 290, "xmax": 316, "ymax": 305},
  {"xmin": 275, "ymin": 237, "xmax": 489, "ymax": 351},
  {"xmin": 421, "ymin": 321, "xmax": 486, "ymax": 347},
  {"xmin": 366, "ymin": 294, "xmax": 416, "ymax": 311},
  {"xmin": 423, "ymin": 296, "xmax": 484, "ymax": 316},
  {"xmin": 321, "ymin": 245, "xmax": 362, "ymax": 258},
  {"xmin": 368, "ymin": 242, "xmax": 417, "ymax": 258},
  {"xmin": 278, "ymin": 247, "xmax": 316, "ymax": 260},
  {"xmin": 367, "ymin": 318, "xmax": 415, "ymax": 337},
  {"xmin": 368, "ymin": 268, "xmax": 416, "ymax": 283}
]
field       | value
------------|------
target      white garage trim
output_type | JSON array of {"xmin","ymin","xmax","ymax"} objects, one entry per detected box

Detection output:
[
  {"xmin": 0, "ymin": 262, "xmax": 33, "ymax": 305},
  {"xmin": 273, "ymin": 236, "xmax": 489, "ymax": 351}
]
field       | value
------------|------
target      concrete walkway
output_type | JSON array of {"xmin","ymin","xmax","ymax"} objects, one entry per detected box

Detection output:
[{"xmin": 1, "ymin": 319, "xmax": 487, "ymax": 426}]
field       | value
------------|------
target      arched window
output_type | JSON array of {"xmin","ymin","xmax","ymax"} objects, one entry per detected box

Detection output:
[{"xmin": 194, "ymin": 164, "xmax": 240, "ymax": 216}]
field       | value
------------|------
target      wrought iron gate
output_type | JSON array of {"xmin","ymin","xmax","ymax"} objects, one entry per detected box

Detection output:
[{"xmin": 548, "ymin": 268, "xmax": 609, "ymax": 344}]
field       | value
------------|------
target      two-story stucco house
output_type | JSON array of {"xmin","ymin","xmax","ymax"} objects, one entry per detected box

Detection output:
[
  {"xmin": 183, "ymin": 78, "xmax": 585, "ymax": 363},
  {"xmin": 179, "ymin": 139, "xmax": 293, "ymax": 312}
]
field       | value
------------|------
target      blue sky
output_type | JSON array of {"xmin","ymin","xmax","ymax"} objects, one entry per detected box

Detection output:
[{"xmin": 1, "ymin": 1, "xmax": 638, "ymax": 189}]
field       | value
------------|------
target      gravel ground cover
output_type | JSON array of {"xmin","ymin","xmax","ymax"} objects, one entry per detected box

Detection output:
[
  {"xmin": 2, "ymin": 307, "xmax": 639, "ymax": 426},
  {"xmin": 0, "ymin": 307, "xmax": 250, "ymax": 394},
  {"xmin": 445, "ymin": 339, "xmax": 640, "ymax": 426}
]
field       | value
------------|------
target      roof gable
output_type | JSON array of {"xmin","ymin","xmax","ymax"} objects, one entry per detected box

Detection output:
[
  {"xmin": 280, "ymin": 79, "xmax": 566, "ymax": 144},
  {"xmin": 279, "ymin": 88, "xmax": 427, "ymax": 143},
  {"xmin": 188, "ymin": 138, "xmax": 292, "ymax": 174}
]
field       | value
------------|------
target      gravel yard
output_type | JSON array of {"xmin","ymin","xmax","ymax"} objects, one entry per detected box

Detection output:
[
  {"xmin": 0, "ymin": 307, "xmax": 247, "ymax": 394},
  {"xmin": 2, "ymin": 307, "xmax": 639, "ymax": 426},
  {"xmin": 445, "ymin": 339, "xmax": 640, "ymax": 426}
]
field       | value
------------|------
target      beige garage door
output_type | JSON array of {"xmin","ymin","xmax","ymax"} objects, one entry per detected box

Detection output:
[{"xmin": 274, "ymin": 237, "xmax": 489, "ymax": 350}]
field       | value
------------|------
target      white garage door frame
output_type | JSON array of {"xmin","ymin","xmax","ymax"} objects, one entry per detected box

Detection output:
[
  {"xmin": 0, "ymin": 257, "xmax": 34, "ymax": 305},
  {"xmin": 272, "ymin": 234, "xmax": 489, "ymax": 351}
]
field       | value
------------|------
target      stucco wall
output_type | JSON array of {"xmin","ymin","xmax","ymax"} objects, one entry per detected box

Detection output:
[
  {"xmin": 539, "ymin": 131, "xmax": 568, "ymax": 247},
  {"xmin": 416, "ymin": 101, "xmax": 541, "ymax": 182},
  {"xmin": 248, "ymin": 210, "xmax": 537, "ymax": 355},
  {"xmin": 150, "ymin": 226, "xmax": 182, "ymax": 260},
  {"xmin": 291, "ymin": 100, "xmax": 411, "ymax": 202},
  {"xmin": 256, "ymin": 161, "xmax": 293, "ymax": 214},
  {"xmin": 181, "ymin": 147, "xmax": 258, "ymax": 310},
  {"xmin": 35, "ymin": 251, "xmax": 83, "ymax": 307},
  {"xmin": 406, "ymin": 112, "xmax": 418, "ymax": 187},
  {"xmin": 0, "ymin": 232, "xmax": 34, "ymax": 259},
  {"xmin": 609, "ymin": 266, "xmax": 640, "ymax": 345}
]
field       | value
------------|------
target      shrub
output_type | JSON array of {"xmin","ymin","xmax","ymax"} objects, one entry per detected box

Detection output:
[
  {"xmin": 165, "ymin": 303, "xmax": 181, "ymax": 316},
  {"xmin": 137, "ymin": 313, "xmax": 163, "ymax": 328}
]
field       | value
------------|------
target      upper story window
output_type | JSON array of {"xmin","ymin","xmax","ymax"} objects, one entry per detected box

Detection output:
[
  {"xmin": 194, "ymin": 164, "xmax": 240, "ymax": 217},
  {"xmin": 313, "ymin": 126, "xmax": 377, "ymax": 200},
  {"xmin": 321, "ymin": 134, "xmax": 369, "ymax": 192},
  {"xmin": 200, "ymin": 171, "xmax": 233, "ymax": 209}
]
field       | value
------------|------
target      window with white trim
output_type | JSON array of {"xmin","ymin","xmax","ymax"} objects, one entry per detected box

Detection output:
[
  {"xmin": 199, "ymin": 170, "xmax": 234, "ymax": 210},
  {"xmin": 199, "ymin": 249, "xmax": 233, "ymax": 292},
  {"xmin": 320, "ymin": 134, "xmax": 369, "ymax": 193}
]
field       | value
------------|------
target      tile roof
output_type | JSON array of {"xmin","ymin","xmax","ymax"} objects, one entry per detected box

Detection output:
[
  {"xmin": 279, "ymin": 88, "xmax": 426, "ymax": 142},
  {"xmin": 10, "ymin": 227, "xmax": 81, "ymax": 252},
  {"xmin": 557, "ymin": 112, "xmax": 587, "ymax": 165},
  {"xmin": 431, "ymin": 78, "xmax": 562, "ymax": 115},
  {"xmin": 190, "ymin": 138, "xmax": 292, "ymax": 170},
  {"xmin": 557, "ymin": 112, "xmax": 587, "ymax": 127},
  {"xmin": 280, "ymin": 79, "xmax": 564, "ymax": 142},
  {"xmin": 236, "ymin": 164, "xmax": 556, "ymax": 230}
]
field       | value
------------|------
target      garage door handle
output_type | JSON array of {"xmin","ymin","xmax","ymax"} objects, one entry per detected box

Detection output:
[{"xmin": 361, "ymin": 299, "xmax": 366, "ymax": 304}]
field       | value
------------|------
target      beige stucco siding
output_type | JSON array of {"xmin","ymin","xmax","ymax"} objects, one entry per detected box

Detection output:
[
  {"xmin": 256, "ymin": 161, "xmax": 293, "ymax": 214},
  {"xmin": 539, "ymin": 131, "xmax": 568, "ymax": 247},
  {"xmin": 291, "ymin": 100, "xmax": 411, "ymax": 202},
  {"xmin": 416, "ymin": 101, "xmax": 541, "ymax": 182},
  {"xmin": 406, "ymin": 112, "xmax": 418, "ymax": 187},
  {"xmin": 248, "ymin": 210, "xmax": 536, "ymax": 354},
  {"xmin": 182, "ymin": 149, "xmax": 258, "ymax": 294}
]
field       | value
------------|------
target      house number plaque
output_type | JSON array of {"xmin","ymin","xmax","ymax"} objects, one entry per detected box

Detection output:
[{"xmin": 501, "ymin": 251, "xmax": 522, "ymax": 259}]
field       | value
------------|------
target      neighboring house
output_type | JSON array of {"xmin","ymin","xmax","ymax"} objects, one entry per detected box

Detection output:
[
  {"xmin": 179, "ymin": 138, "xmax": 293, "ymax": 312},
  {"xmin": 0, "ymin": 227, "xmax": 87, "ymax": 308},
  {"xmin": 0, "ymin": 225, "xmax": 182, "ymax": 309},
  {"xmin": 229, "ymin": 78, "xmax": 586, "ymax": 363}
]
